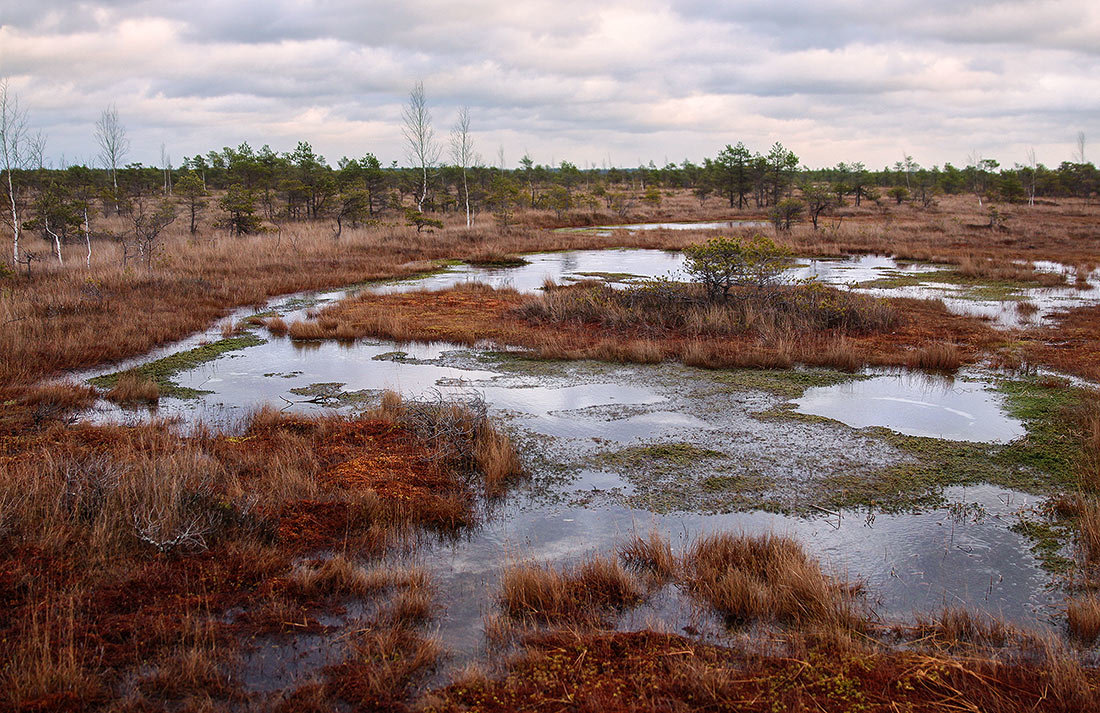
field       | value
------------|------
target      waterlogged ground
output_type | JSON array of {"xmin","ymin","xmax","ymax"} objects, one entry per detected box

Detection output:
[{"xmin": 74, "ymin": 246, "xmax": 1091, "ymax": 691}]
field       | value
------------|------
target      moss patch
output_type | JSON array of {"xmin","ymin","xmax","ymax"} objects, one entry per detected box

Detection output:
[
  {"xmin": 598, "ymin": 442, "xmax": 725, "ymax": 472},
  {"xmin": 707, "ymin": 368, "xmax": 870, "ymax": 399},
  {"xmin": 568, "ymin": 271, "xmax": 645, "ymax": 283},
  {"xmin": 1010, "ymin": 515, "xmax": 1075, "ymax": 575},
  {"xmin": 761, "ymin": 375, "xmax": 1089, "ymax": 513},
  {"xmin": 90, "ymin": 333, "xmax": 266, "ymax": 399},
  {"xmin": 466, "ymin": 256, "xmax": 530, "ymax": 268}
]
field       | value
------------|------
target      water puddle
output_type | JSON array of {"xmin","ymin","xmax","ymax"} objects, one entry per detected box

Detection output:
[
  {"xmin": 70, "ymin": 248, "xmax": 1082, "ymax": 685},
  {"xmin": 793, "ymin": 373, "xmax": 1026, "ymax": 443}
]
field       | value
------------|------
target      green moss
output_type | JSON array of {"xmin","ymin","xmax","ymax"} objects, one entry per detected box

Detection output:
[
  {"xmin": 994, "ymin": 377, "xmax": 1082, "ymax": 483},
  {"xmin": 466, "ymin": 255, "xmax": 530, "ymax": 267},
  {"xmin": 90, "ymin": 333, "xmax": 266, "ymax": 399},
  {"xmin": 856, "ymin": 268, "xmax": 1049, "ymax": 300},
  {"xmin": 707, "ymin": 368, "xmax": 869, "ymax": 399},
  {"xmin": 568, "ymin": 271, "xmax": 644, "ymax": 282},
  {"xmin": 288, "ymin": 382, "xmax": 381, "ymax": 406},
  {"xmin": 700, "ymin": 472, "xmax": 774, "ymax": 493},
  {"xmin": 1010, "ymin": 516, "xmax": 1075, "ymax": 575},
  {"xmin": 598, "ymin": 442, "xmax": 725, "ymax": 471}
]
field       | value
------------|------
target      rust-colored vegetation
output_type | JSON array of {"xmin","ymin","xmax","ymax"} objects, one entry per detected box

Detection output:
[
  {"xmin": 288, "ymin": 278, "xmax": 999, "ymax": 374},
  {"xmin": 0, "ymin": 389, "xmax": 520, "ymax": 712},
  {"xmin": 426, "ymin": 628, "xmax": 1099, "ymax": 713}
]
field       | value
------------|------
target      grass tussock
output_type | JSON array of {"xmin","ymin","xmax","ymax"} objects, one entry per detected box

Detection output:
[
  {"xmin": 517, "ymin": 280, "xmax": 901, "ymax": 339},
  {"xmin": 619, "ymin": 530, "xmax": 678, "ymax": 583},
  {"xmin": 1067, "ymin": 595, "xmax": 1100, "ymax": 644},
  {"xmin": 500, "ymin": 556, "xmax": 644, "ymax": 626},
  {"xmin": 910, "ymin": 608, "xmax": 1014, "ymax": 651},
  {"xmin": 325, "ymin": 627, "xmax": 441, "ymax": 710},
  {"xmin": 682, "ymin": 532, "xmax": 864, "ymax": 628},
  {"xmin": 905, "ymin": 341, "xmax": 962, "ymax": 373},
  {"xmin": 104, "ymin": 370, "xmax": 160, "ymax": 404},
  {"xmin": 466, "ymin": 249, "xmax": 530, "ymax": 267},
  {"xmin": 265, "ymin": 316, "xmax": 288, "ymax": 336},
  {"xmin": 956, "ymin": 255, "xmax": 1067, "ymax": 286}
]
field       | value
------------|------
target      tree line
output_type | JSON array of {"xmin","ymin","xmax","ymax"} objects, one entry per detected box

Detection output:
[{"xmin": 2, "ymin": 78, "xmax": 1097, "ymax": 271}]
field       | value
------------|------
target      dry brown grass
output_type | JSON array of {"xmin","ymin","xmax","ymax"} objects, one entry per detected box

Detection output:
[
  {"xmin": 956, "ymin": 255, "xmax": 1067, "ymax": 286},
  {"xmin": 1067, "ymin": 595, "xmax": 1100, "ymax": 644},
  {"xmin": 3, "ymin": 193, "xmax": 1097, "ymax": 393},
  {"xmin": 910, "ymin": 608, "xmax": 1013, "ymax": 650},
  {"xmin": 104, "ymin": 370, "xmax": 160, "ymax": 404},
  {"xmin": 1079, "ymin": 499, "xmax": 1100, "ymax": 566},
  {"xmin": 500, "ymin": 555, "xmax": 645, "ymax": 626},
  {"xmin": 905, "ymin": 342, "xmax": 963, "ymax": 373},
  {"xmin": 619, "ymin": 530, "xmax": 678, "ymax": 583},
  {"xmin": 325, "ymin": 627, "xmax": 441, "ymax": 710},
  {"xmin": 682, "ymin": 532, "xmax": 864, "ymax": 628},
  {"xmin": 265, "ymin": 316, "xmax": 288, "ymax": 336},
  {"xmin": 286, "ymin": 555, "xmax": 394, "ymax": 599}
]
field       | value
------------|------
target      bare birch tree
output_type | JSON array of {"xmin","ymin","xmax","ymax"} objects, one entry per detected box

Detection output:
[
  {"xmin": 28, "ymin": 131, "xmax": 63, "ymax": 265},
  {"xmin": 450, "ymin": 105, "xmax": 475, "ymax": 228},
  {"xmin": 401, "ymin": 81, "xmax": 439, "ymax": 212},
  {"xmin": 0, "ymin": 79, "xmax": 29, "ymax": 264},
  {"xmin": 95, "ymin": 104, "xmax": 129, "ymax": 213},
  {"xmin": 1025, "ymin": 147, "xmax": 1037, "ymax": 207},
  {"xmin": 160, "ymin": 143, "xmax": 173, "ymax": 195}
]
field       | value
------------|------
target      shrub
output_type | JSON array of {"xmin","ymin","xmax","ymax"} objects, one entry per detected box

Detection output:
[{"xmin": 682, "ymin": 235, "xmax": 791, "ymax": 299}]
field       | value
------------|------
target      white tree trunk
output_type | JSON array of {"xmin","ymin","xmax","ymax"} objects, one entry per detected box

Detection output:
[
  {"xmin": 45, "ymin": 216, "xmax": 62, "ymax": 265},
  {"xmin": 6, "ymin": 170, "xmax": 16, "ymax": 264},
  {"xmin": 84, "ymin": 207, "xmax": 92, "ymax": 268},
  {"xmin": 462, "ymin": 168, "xmax": 470, "ymax": 228}
]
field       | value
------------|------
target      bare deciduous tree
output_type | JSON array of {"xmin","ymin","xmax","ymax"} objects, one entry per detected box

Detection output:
[
  {"xmin": 450, "ymin": 105, "xmax": 475, "ymax": 228},
  {"xmin": 401, "ymin": 81, "xmax": 439, "ymax": 212},
  {"xmin": 95, "ymin": 104, "xmax": 129, "ymax": 212},
  {"xmin": 160, "ymin": 143, "xmax": 173, "ymax": 195},
  {"xmin": 0, "ymin": 79, "xmax": 29, "ymax": 264},
  {"xmin": 1074, "ymin": 131, "xmax": 1087, "ymax": 164},
  {"xmin": 1025, "ymin": 147, "xmax": 1037, "ymax": 207}
]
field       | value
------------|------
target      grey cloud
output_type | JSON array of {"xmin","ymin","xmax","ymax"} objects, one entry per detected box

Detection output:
[{"xmin": 1, "ymin": 0, "xmax": 1096, "ymax": 169}]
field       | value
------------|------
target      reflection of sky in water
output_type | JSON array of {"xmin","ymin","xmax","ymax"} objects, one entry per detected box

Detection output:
[
  {"xmin": 72, "ymin": 246, "xmax": 1075, "ymax": 656},
  {"xmin": 794, "ymin": 373, "xmax": 1025, "ymax": 443}
]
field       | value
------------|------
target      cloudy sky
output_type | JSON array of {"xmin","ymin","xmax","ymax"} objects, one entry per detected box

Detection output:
[{"xmin": 1, "ymin": 0, "xmax": 1097, "ymax": 170}]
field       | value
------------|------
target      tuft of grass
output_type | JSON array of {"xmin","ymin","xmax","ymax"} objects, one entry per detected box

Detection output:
[
  {"xmin": 499, "ymin": 555, "xmax": 644, "ymax": 626},
  {"xmin": 682, "ymin": 532, "xmax": 864, "ymax": 628},
  {"xmin": 1067, "ymin": 596, "xmax": 1100, "ymax": 644},
  {"xmin": 104, "ymin": 370, "xmax": 160, "ymax": 404},
  {"xmin": 911, "ymin": 608, "xmax": 1012, "ymax": 650},
  {"xmin": 619, "ymin": 531, "xmax": 678, "ymax": 582},
  {"xmin": 905, "ymin": 342, "xmax": 962, "ymax": 373},
  {"xmin": 466, "ymin": 250, "xmax": 530, "ymax": 267},
  {"xmin": 266, "ymin": 316, "xmax": 289, "ymax": 336},
  {"xmin": 326, "ymin": 627, "xmax": 441, "ymax": 710}
]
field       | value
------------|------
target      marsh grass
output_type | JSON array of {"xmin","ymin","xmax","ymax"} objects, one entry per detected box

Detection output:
[
  {"xmin": 105, "ymin": 370, "xmax": 161, "ymax": 404},
  {"xmin": 518, "ymin": 280, "xmax": 900, "ymax": 338},
  {"xmin": 905, "ymin": 342, "xmax": 963, "ymax": 373},
  {"xmin": 500, "ymin": 556, "xmax": 645, "ymax": 626},
  {"xmin": 682, "ymin": 531, "xmax": 865, "ymax": 628}
]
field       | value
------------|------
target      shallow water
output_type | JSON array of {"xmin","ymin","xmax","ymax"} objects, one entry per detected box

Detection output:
[
  {"xmin": 72, "ymin": 247, "xmax": 1078, "ymax": 689},
  {"xmin": 794, "ymin": 373, "xmax": 1026, "ymax": 443}
]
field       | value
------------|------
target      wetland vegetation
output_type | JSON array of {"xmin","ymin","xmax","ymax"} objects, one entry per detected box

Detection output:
[{"xmin": 3, "ymin": 132, "xmax": 1100, "ymax": 710}]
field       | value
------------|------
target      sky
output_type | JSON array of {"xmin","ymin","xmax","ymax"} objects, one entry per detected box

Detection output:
[{"xmin": 1, "ymin": 0, "xmax": 1098, "ymax": 171}]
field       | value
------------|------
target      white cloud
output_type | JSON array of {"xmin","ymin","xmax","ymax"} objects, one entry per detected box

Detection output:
[{"xmin": 0, "ymin": 0, "xmax": 1096, "ymax": 169}]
